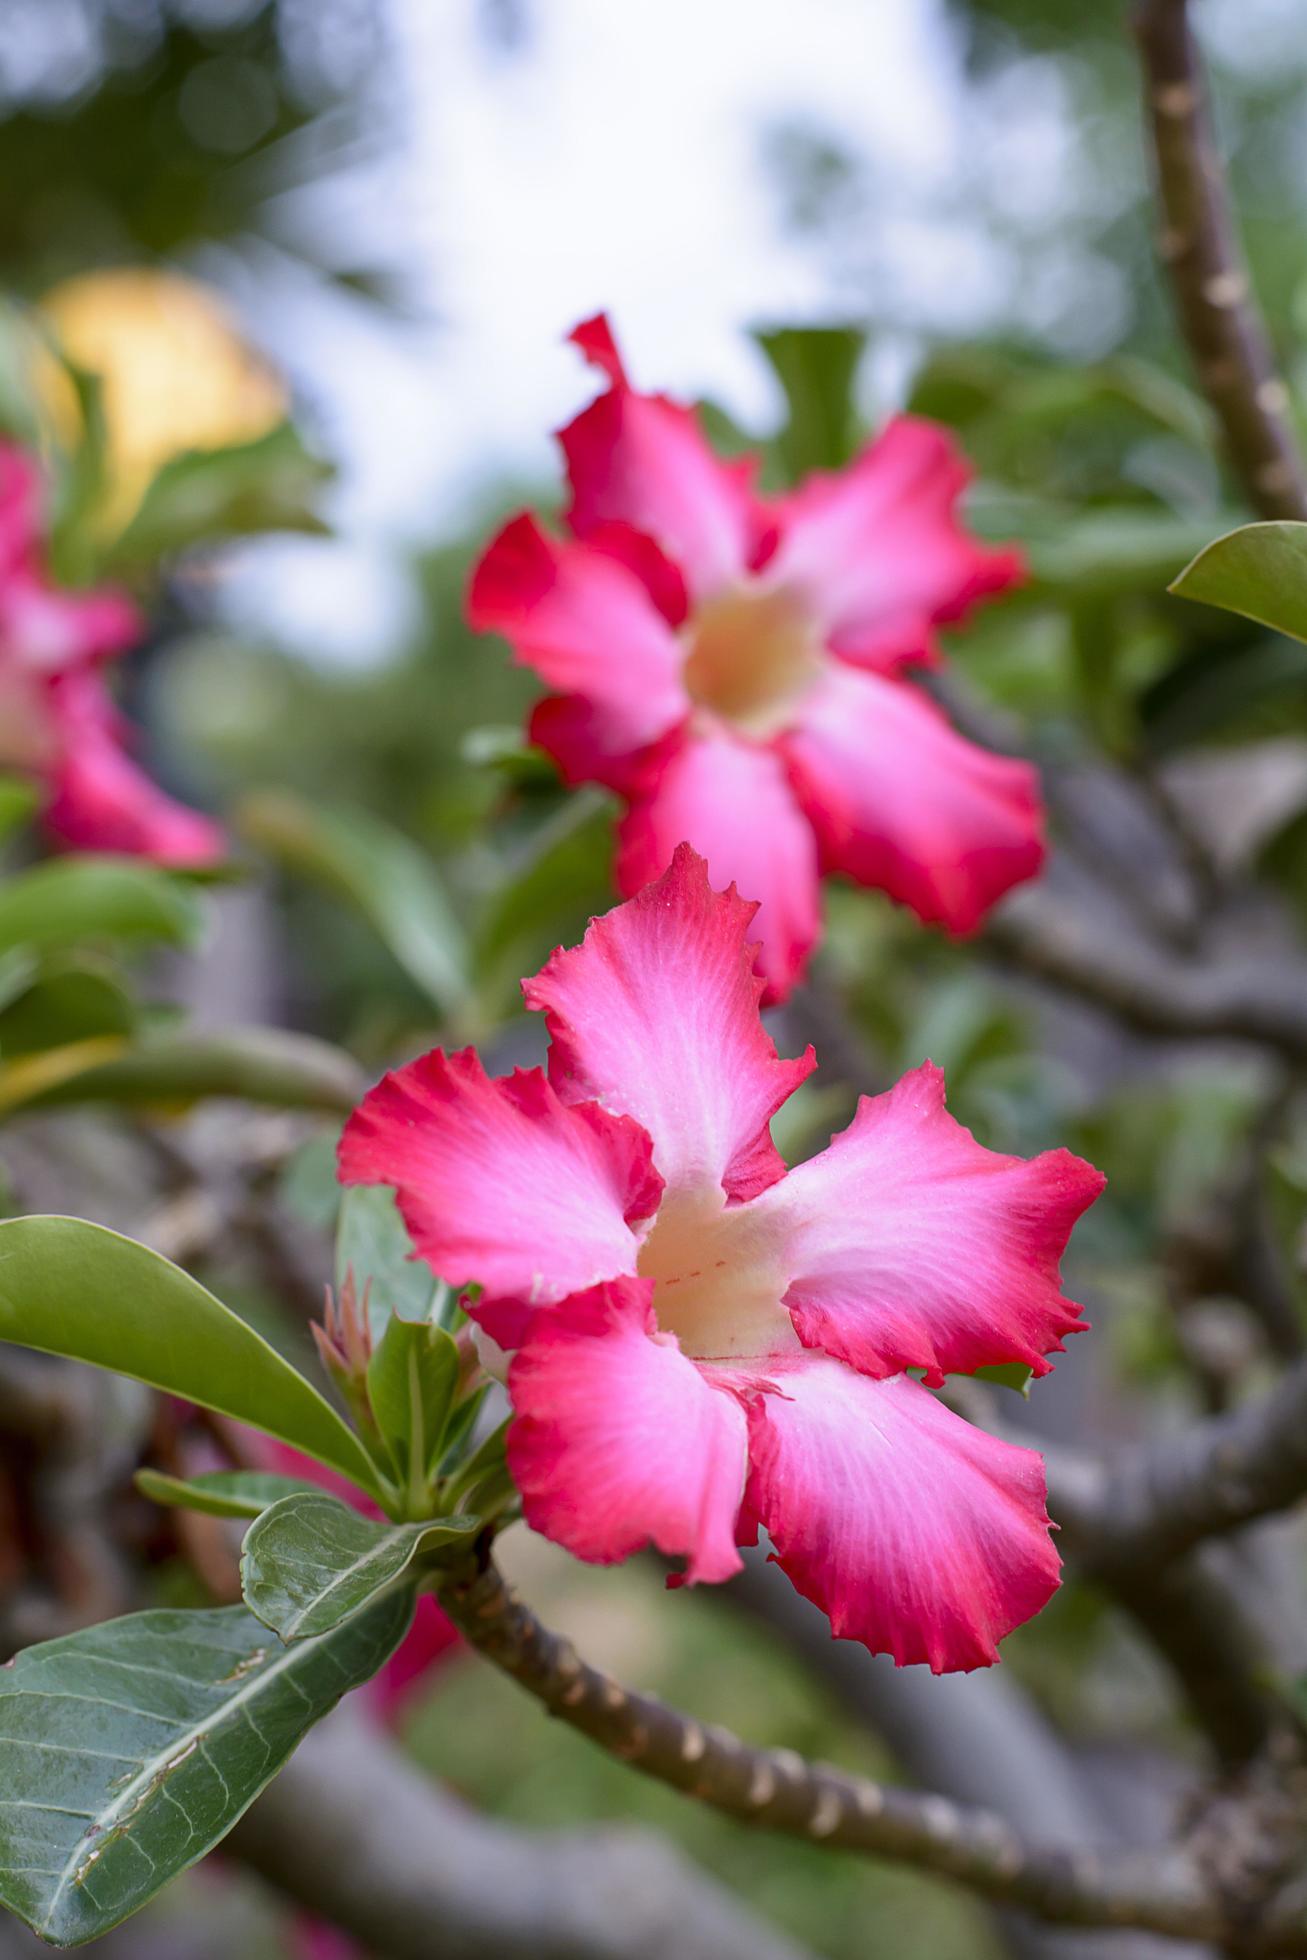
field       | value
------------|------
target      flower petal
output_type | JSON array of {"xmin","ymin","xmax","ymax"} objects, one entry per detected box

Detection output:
[
  {"xmin": 525, "ymin": 842, "xmax": 814, "ymax": 1203},
  {"xmin": 467, "ymin": 512, "xmax": 689, "ymax": 760},
  {"xmin": 338, "ymin": 1048, "xmax": 661, "ymax": 1306},
  {"xmin": 560, "ymin": 313, "xmax": 759, "ymax": 602},
  {"xmin": 615, "ymin": 730, "xmax": 821, "ymax": 1003},
  {"xmin": 42, "ymin": 677, "xmax": 224, "ymax": 866},
  {"xmin": 766, "ymin": 415, "xmax": 1022, "ymax": 669},
  {"xmin": 746, "ymin": 1357, "xmax": 1060, "ymax": 1669},
  {"xmin": 507, "ymin": 1275, "xmax": 748, "ymax": 1582},
  {"xmin": 755, "ymin": 1061, "xmax": 1103, "ymax": 1386},
  {"xmin": 782, "ymin": 663, "xmax": 1045, "ymax": 934}
]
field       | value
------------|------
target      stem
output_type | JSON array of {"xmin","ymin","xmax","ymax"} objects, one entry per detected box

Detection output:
[
  {"xmin": 1134, "ymin": 0, "xmax": 1307, "ymax": 518},
  {"xmin": 436, "ymin": 1560, "xmax": 1249, "ymax": 1948}
]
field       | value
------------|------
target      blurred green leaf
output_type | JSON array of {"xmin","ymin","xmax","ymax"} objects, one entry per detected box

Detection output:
[
  {"xmin": 0, "ymin": 775, "xmax": 38, "ymax": 844},
  {"xmin": 0, "ymin": 1595, "xmax": 412, "ymax": 1947},
  {"xmin": 972, "ymin": 1363, "xmax": 1034, "ymax": 1397},
  {"xmin": 336, "ymin": 1183, "xmax": 442, "ymax": 1333},
  {"xmin": 134, "ymin": 1468, "xmax": 322, "ymax": 1520},
  {"xmin": 0, "ymin": 1215, "xmax": 379, "ymax": 1491},
  {"xmin": 239, "ymin": 790, "xmax": 469, "ymax": 1019},
  {"xmin": 754, "ymin": 324, "xmax": 865, "ymax": 478},
  {"xmin": 1170, "ymin": 521, "xmax": 1307, "ymax": 643},
  {"xmin": 1141, "ymin": 635, "xmax": 1307, "ymax": 751},
  {"xmin": 367, "ymin": 1313, "xmax": 461, "ymax": 1484},
  {"xmin": 104, "ymin": 423, "xmax": 331, "ymax": 573},
  {"xmin": 241, "ymin": 1491, "xmax": 479, "ymax": 1641},
  {"xmin": 475, "ymin": 789, "xmax": 613, "ymax": 1000},
  {"xmin": 0, "ymin": 958, "xmax": 135, "ymax": 1057},
  {"xmin": 0, "ymin": 1024, "xmax": 363, "ymax": 1117},
  {"xmin": 0, "ymin": 858, "xmax": 203, "ymax": 958},
  {"xmin": 1016, "ymin": 509, "xmax": 1237, "ymax": 602}
]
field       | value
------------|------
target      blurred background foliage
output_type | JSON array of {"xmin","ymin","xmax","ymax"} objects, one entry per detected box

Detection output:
[{"xmin": 3, "ymin": 2, "xmax": 1307, "ymax": 1956}]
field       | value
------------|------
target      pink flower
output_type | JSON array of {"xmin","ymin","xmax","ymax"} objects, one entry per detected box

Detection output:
[
  {"xmin": 339, "ymin": 847, "xmax": 1103, "ymax": 1672},
  {"xmin": 467, "ymin": 315, "xmax": 1039, "ymax": 1002},
  {"xmin": 0, "ymin": 441, "xmax": 222, "ymax": 865}
]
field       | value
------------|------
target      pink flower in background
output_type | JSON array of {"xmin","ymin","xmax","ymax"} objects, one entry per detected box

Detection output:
[
  {"xmin": 468, "ymin": 315, "xmax": 1039, "ymax": 1002},
  {"xmin": 340, "ymin": 848, "xmax": 1103, "ymax": 1672},
  {"xmin": 0, "ymin": 441, "xmax": 222, "ymax": 865}
]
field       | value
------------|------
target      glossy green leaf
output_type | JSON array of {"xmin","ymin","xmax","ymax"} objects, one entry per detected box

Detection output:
[
  {"xmin": 239, "ymin": 790, "xmax": 469, "ymax": 1018},
  {"xmin": 0, "ymin": 1025, "xmax": 363, "ymax": 1117},
  {"xmin": 134, "ymin": 1468, "xmax": 323, "ymax": 1521},
  {"xmin": 241, "ymin": 1492, "xmax": 480, "ymax": 1641},
  {"xmin": 0, "ymin": 1216, "xmax": 378, "ymax": 1491},
  {"xmin": 0, "ymin": 776, "xmax": 38, "ymax": 844},
  {"xmin": 1169, "ymin": 520, "xmax": 1307, "ymax": 644},
  {"xmin": 336, "ymin": 1184, "xmax": 440, "ymax": 1333},
  {"xmin": 104, "ymin": 423, "xmax": 331, "ymax": 573},
  {"xmin": 0, "ymin": 859, "xmax": 202, "ymax": 959},
  {"xmin": 0, "ymin": 1594, "xmax": 412, "ymax": 1947},
  {"xmin": 366, "ymin": 1314, "xmax": 460, "ymax": 1482}
]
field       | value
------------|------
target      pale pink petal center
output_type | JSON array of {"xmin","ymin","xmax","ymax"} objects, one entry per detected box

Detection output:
[
  {"xmin": 635, "ymin": 1182, "xmax": 798, "ymax": 1363},
  {"xmin": 680, "ymin": 582, "xmax": 825, "ymax": 740}
]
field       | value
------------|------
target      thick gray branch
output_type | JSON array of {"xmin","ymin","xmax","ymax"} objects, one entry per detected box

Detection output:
[{"xmin": 435, "ymin": 1559, "xmax": 1251, "ymax": 1948}]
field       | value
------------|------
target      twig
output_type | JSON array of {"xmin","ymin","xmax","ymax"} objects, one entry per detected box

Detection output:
[
  {"xmin": 231, "ymin": 1705, "xmax": 817, "ymax": 1960},
  {"xmin": 436, "ymin": 1559, "xmax": 1249, "ymax": 1947},
  {"xmin": 1134, "ymin": 0, "xmax": 1307, "ymax": 518}
]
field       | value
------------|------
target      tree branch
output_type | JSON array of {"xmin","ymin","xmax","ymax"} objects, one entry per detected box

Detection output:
[
  {"xmin": 1134, "ymin": 0, "xmax": 1307, "ymax": 518},
  {"xmin": 1072, "ymin": 1357, "xmax": 1307, "ymax": 1572},
  {"xmin": 435, "ymin": 1560, "xmax": 1251, "ymax": 1949},
  {"xmin": 985, "ymin": 887, "xmax": 1307, "ymax": 1062},
  {"xmin": 230, "ymin": 1706, "xmax": 815, "ymax": 1960}
]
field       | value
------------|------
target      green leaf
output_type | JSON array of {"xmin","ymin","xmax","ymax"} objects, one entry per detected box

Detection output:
[
  {"xmin": 238, "ymin": 791, "xmax": 469, "ymax": 1018},
  {"xmin": 972, "ymin": 1362, "xmax": 1034, "ymax": 1398},
  {"xmin": 0, "ymin": 776, "xmax": 38, "ymax": 845},
  {"xmin": 0, "ymin": 859, "xmax": 202, "ymax": 959},
  {"xmin": 0, "ymin": 1024, "xmax": 364, "ymax": 1118},
  {"xmin": 0, "ymin": 1594, "xmax": 412, "ymax": 1947},
  {"xmin": 103, "ymin": 423, "xmax": 332, "ymax": 573},
  {"xmin": 443, "ymin": 1415, "xmax": 516, "ymax": 1517},
  {"xmin": 0, "ymin": 960, "xmax": 135, "ymax": 1058},
  {"xmin": 240, "ymin": 1492, "xmax": 480, "ymax": 1642},
  {"xmin": 1169, "ymin": 521, "xmax": 1307, "ymax": 644},
  {"xmin": 134, "ymin": 1469, "xmax": 323, "ymax": 1521},
  {"xmin": 366, "ymin": 1314, "xmax": 460, "ymax": 1484},
  {"xmin": 753, "ymin": 324, "xmax": 865, "ymax": 479},
  {"xmin": 0, "ymin": 1216, "xmax": 378, "ymax": 1492},
  {"xmin": 336, "ymin": 1184, "xmax": 441, "ymax": 1333},
  {"xmin": 1017, "ymin": 509, "xmax": 1236, "ymax": 603}
]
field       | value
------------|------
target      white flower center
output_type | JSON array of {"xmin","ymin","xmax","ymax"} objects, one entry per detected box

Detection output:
[
  {"xmin": 682, "ymin": 584, "xmax": 823, "ymax": 739},
  {"xmin": 636, "ymin": 1184, "xmax": 798, "ymax": 1363}
]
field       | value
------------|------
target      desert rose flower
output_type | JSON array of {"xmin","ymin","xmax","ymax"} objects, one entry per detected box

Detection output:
[
  {"xmin": 340, "ymin": 848, "xmax": 1103, "ymax": 1671},
  {"xmin": 0, "ymin": 442, "xmax": 222, "ymax": 864},
  {"xmin": 468, "ymin": 315, "xmax": 1039, "ymax": 1002}
]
